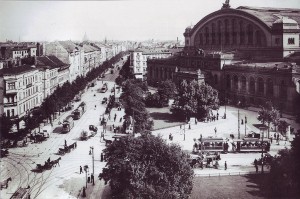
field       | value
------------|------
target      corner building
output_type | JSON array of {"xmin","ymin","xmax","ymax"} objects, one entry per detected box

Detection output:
[{"xmin": 147, "ymin": 2, "xmax": 300, "ymax": 113}]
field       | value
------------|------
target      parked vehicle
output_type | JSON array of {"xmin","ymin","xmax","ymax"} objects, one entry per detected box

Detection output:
[
  {"xmin": 100, "ymin": 84, "xmax": 108, "ymax": 93},
  {"xmin": 102, "ymin": 97, "xmax": 108, "ymax": 104},
  {"xmin": 89, "ymin": 125, "xmax": 98, "ymax": 132},
  {"xmin": 41, "ymin": 125, "xmax": 52, "ymax": 138},
  {"xmin": 73, "ymin": 102, "xmax": 87, "ymax": 120},
  {"xmin": 62, "ymin": 116, "xmax": 74, "ymax": 133}
]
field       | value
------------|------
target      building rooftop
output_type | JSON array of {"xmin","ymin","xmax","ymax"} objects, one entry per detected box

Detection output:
[
  {"xmin": 0, "ymin": 65, "xmax": 37, "ymax": 76},
  {"xmin": 224, "ymin": 61, "xmax": 300, "ymax": 73},
  {"xmin": 236, "ymin": 6, "xmax": 300, "ymax": 28},
  {"xmin": 36, "ymin": 56, "xmax": 69, "ymax": 69},
  {"xmin": 58, "ymin": 41, "xmax": 81, "ymax": 53},
  {"xmin": 82, "ymin": 44, "xmax": 99, "ymax": 53}
]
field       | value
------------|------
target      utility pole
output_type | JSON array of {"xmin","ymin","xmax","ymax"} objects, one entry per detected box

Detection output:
[
  {"xmin": 261, "ymin": 128, "xmax": 264, "ymax": 173},
  {"xmin": 184, "ymin": 122, "xmax": 186, "ymax": 141},
  {"xmin": 90, "ymin": 146, "xmax": 94, "ymax": 184},
  {"xmin": 238, "ymin": 109, "xmax": 240, "ymax": 139},
  {"xmin": 245, "ymin": 116, "xmax": 247, "ymax": 136}
]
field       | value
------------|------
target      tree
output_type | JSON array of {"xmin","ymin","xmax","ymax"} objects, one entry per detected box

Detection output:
[
  {"xmin": 171, "ymin": 80, "xmax": 219, "ymax": 120},
  {"xmin": 268, "ymin": 133, "xmax": 300, "ymax": 198},
  {"xmin": 121, "ymin": 80, "xmax": 153, "ymax": 133},
  {"xmin": 157, "ymin": 80, "xmax": 177, "ymax": 106},
  {"xmin": 278, "ymin": 120, "xmax": 289, "ymax": 136},
  {"xmin": 0, "ymin": 114, "xmax": 13, "ymax": 138},
  {"xmin": 257, "ymin": 102, "xmax": 280, "ymax": 138},
  {"xmin": 100, "ymin": 134, "xmax": 194, "ymax": 198}
]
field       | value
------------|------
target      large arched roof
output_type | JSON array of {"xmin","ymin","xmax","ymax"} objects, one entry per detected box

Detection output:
[{"xmin": 188, "ymin": 6, "xmax": 300, "ymax": 36}]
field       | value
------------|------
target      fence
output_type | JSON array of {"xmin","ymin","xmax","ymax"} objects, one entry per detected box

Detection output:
[{"xmin": 194, "ymin": 170, "xmax": 270, "ymax": 177}]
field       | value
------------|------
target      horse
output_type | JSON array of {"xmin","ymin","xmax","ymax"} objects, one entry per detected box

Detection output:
[
  {"xmin": 51, "ymin": 157, "xmax": 61, "ymax": 167},
  {"xmin": 68, "ymin": 142, "xmax": 77, "ymax": 150},
  {"xmin": 0, "ymin": 177, "xmax": 12, "ymax": 189},
  {"xmin": 103, "ymin": 138, "xmax": 112, "ymax": 146}
]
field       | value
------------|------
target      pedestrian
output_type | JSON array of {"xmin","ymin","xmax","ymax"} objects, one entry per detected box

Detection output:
[
  {"xmin": 101, "ymin": 153, "xmax": 104, "ymax": 162},
  {"xmin": 217, "ymin": 112, "xmax": 219, "ymax": 120},
  {"xmin": 180, "ymin": 125, "xmax": 182, "ymax": 129},
  {"xmin": 255, "ymin": 164, "xmax": 258, "ymax": 173},
  {"xmin": 88, "ymin": 175, "xmax": 90, "ymax": 183},
  {"xmin": 80, "ymin": 166, "xmax": 83, "ymax": 174},
  {"xmin": 119, "ymin": 117, "xmax": 122, "ymax": 122},
  {"xmin": 270, "ymin": 135, "xmax": 273, "ymax": 144},
  {"xmin": 225, "ymin": 161, "xmax": 227, "ymax": 170},
  {"xmin": 91, "ymin": 173, "xmax": 94, "ymax": 184},
  {"xmin": 114, "ymin": 116, "xmax": 116, "ymax": 122},
  {"xmin": 214, "ymin": 127, "xmax": 217, "ymax": 136},
  {"xmin": 65, "ymin": 140, "xmax": 67, "ymax": 147}
]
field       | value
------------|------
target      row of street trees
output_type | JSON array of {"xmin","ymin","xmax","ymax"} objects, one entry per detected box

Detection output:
[
  {"xmin": 0, "ymin": 51, "xmax": 128, "ymax": 138},
  {"xmin": 101, "ymin": 68, "xmax": 194, "ymax": 198}
]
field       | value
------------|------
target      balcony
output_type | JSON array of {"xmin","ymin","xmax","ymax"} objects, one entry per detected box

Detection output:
[
  {"xmin": 4, "ymin": 102, "xmax": 17, "ymax": 107},
  {"xmin": 5, "ymin": 88, "xmax": 17, "ymax": 94}
]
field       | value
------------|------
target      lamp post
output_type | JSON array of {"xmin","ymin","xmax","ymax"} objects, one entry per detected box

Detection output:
[
  {"xmin": 237, "ymin": 101, "xmax": 241, "ymax": 139},
  {"xmin": 89, "ymin": 147, "xmax": 95, "ymax": 185},
  {"xmin": 244, "ymin": 116, "xmax": 247, "ymax": 136},
  {"xmin": 260, "ymin": 127, "xmax": 265, "ymax": 173}
]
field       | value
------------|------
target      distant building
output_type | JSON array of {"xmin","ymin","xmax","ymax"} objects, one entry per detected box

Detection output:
[
  {"xmin": 130, "ymin": 48, "xmax": 175, "ymax": 80},
  {"xmin": 0, "ymin": 65, "xmax": 41, "ymax": 121},
  {"xmin": 81, "ymin": 44, "xmax": 101, "ymax": 76},
  {"xmin": 45, "ymin": 41, "xmax": 83, "ymax": 82},
  {"xmin": 36, "ymin": 56, "xmax": 69, "ymax": 98},
  {"xmin": 147, "ymin": 2, "xmax": 300, "ymax": 113}
]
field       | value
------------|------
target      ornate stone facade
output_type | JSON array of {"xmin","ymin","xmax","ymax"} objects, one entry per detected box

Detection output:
[{"xmin": 147, "ymin": 3, "xmax": 300, "ymax": 113}]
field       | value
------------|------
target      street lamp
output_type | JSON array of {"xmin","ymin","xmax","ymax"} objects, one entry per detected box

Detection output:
[
  {"xmin": 89, "ymin": 146, "xmax": 95, "ymax": 185},
  {"xmin": 244, "ymin": 116, "xmax": 247, "ymax": 137},
  {"xmin": 237, "ymin": 102, "xmax": 241, "ymax": 139},
  {"xmin": 259, "ymin": 127, "xmax": 265, "ymax": 173}
]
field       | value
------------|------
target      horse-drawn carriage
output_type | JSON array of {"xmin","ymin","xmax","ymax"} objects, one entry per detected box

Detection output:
[
  {"xmin": 0, "ymin": 177, "xmax": 12, "ymax": 190},
  {"xmin": 35, "ymin": 157, "xmax": 61, "ymax": 172},
  {"xmin": 188, "ymin": 152, "xmax": 220, "ymax": 169},
  {"xmin": 58, "ymin": 146, "xmax": 70, "ymax": 155},
  {"xmin": 1, "ymin": 149, "xmax": 9, "ymax": 157}
]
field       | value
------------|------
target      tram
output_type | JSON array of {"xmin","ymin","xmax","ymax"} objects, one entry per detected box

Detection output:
[{"xmin": 198, "ymin": 137, "xmax": 270, "ymax": 153}]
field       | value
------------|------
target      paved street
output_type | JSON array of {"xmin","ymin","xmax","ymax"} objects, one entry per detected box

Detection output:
[{"xmin": 0, "ymin": 59, "xmax": 126, "ymax": 199}]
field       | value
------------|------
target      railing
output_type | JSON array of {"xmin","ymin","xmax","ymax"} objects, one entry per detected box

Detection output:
[{"xmin": 194, "ymin": 170, "xmax": 270, "ymax": 177}]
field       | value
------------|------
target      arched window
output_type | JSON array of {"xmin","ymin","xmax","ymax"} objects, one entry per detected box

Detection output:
[
  {"xmin": 232, "ymin": 19, "xmax": 236, "ymax": 44},
  {"xmin": 218, "ymin": 21, "xmax": 222, "ymax": 45},
  {"xmin": 211, "ymin": 23, "xmax": 216, "ymax": 45},
  {"xmin": 247, "ymin": 24, "xmax": 253, "ymax": 45},
  {"xmin": 199, "ymin": 33, "xmax": 203, "ymax": 45},
  {"xmin": 249, "ymin": 77, "xmax": 255, "ymax": 93},
  {"xmin": 256, "ymin": 31, "xmax": 261, "ymax": 46},
  {"xmin": 258, "ymin": 77, "xmax": 264, "ymax": 94},
  {"xmin": 239, "ymin": 21, "xmax": 245, "ymax": 44},
  {"xmin": 205, "ymin": 27, "xmax": 209, "ymax": 44},
  {"xmin": 280, "ymin": 80, "xmax": 287, "ymax": 98},
  {"xmin": 225, "ymin": 19, "xmax": 229, "ymax": 44},
  {"xmin": 226, "ymin": 74, "xmax": 231, "ymax": 89},
  {"xmin": 241, "ymin": 76, "xmax": 246, "ymax": 90},
  {"xmin": 266, "ymin": 78, "xmax": 273, "ymax": 96},
  {"xmin": 233, "ymin": 75, "xmax": 238, "ymax": 90},
  {"xmin": 214, "ymin": 74, "xmax": 218, "ymax": 85}
]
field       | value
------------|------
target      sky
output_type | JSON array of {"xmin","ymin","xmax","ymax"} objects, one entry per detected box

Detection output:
[{"xmin": 0, "ymin": 0, "xmax": 300, "ymax": 42}]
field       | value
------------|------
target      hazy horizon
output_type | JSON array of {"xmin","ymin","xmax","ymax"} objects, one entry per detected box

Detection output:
[{"xmin": 1, "ymin": 0, "xmax": 300, "ymax": 42}]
